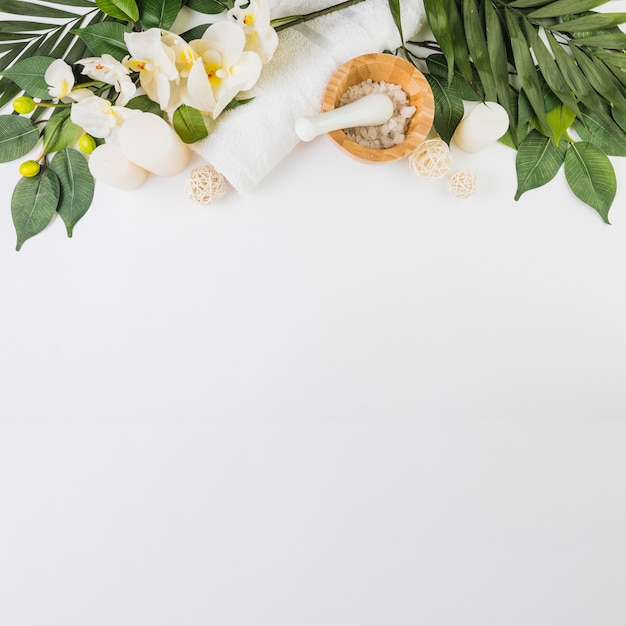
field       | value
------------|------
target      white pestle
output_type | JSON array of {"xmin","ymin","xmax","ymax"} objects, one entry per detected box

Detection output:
[{"xmin": 295, "ymin": 93, "xmax": 394, "ymax": 142}]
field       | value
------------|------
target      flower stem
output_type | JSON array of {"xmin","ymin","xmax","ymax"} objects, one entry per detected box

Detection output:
[{"xmin": 271, "ymin": 0, "xmax": 366, "ymax": 32}]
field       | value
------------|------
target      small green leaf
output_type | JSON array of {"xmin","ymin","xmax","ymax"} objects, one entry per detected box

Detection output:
[
  {"xmin": 564, "ymin": 142, "xmax": 616, "ymax": 223},
  {"xmin": 179, "ymin": 24, "xmax": 210, "ymax": 42},
  {"xmin": 49, "ymin": 148, "xmax": 95, "ymax": 237},
  {"xmin": 543, "ymin": 104, "xmax": 576, "ymax": 145},
  {"xmin": 515, "ymin": 129, "xmax": 568, "ymax": 200},
  {"xmin": 184, "ymin": 0, "xmax": 227, "ymax": 13},
  {"xmin": 172, "ymin": 104, "xmax": 209, "ymax": 143},
  {"xmin": 426, "ymin": 54, "xmax": 483, "ymax": 101},
  {"xmin": 11, "ymin": 168, "xmax": 60, "ymax": 251},
  {"xmin": 96, "ymin": 0, "xmax": 140, "ymax": 21},
  {"xmin": 549, "ymin": 13, "xmax": 626, "ymax": 33},
  {"xmin": 125, "ymin": 94, "xmax": 165, "ymax": 116},
  {"xmin": 571, "ymin": 33, "xmax": 626, "ymax": 49},
  {"xmin": 72, "ymin": 22, "xmax": 131, "ymax": 59},
  {"xmin": 529, "ymin": 0, "xmax": 610, "ymax": 18},
  {"xmin": 426, "ymin": 73, "xmax": 465, "ymax": 144},
  {"xmin": 137, "ymin": 0, "xmax": 181, "ymax": 30},
  {"xmin": 0, "ymin": 115, "xmax": 40, "ymax": 163},
  {"xmin": 42, "ymin": 109, "xmax": 82, "ymax": 156},
  {"xmin": 0, "ymin": 56, "xmax": 55, "ymax": 100},
  {"xmin": 462, "ymin": 0, "xmax": 496, "ymax": 101},
  {"xmin": 423, "ymin": 0, "xmax": 455, "ymax": 84},
  {"xmin": 573, "ymin": 105, "xmax": 626, "ymax": 156},
  {"xmin": 387, "ymin": 0, "xmax": 404, "ymax": 46}
]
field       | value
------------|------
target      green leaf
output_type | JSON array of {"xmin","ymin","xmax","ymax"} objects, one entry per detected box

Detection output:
[
  {"xmin": 96, "ymin": 0, "xmax": 140, "ymax": 21},
  {"xmin": 0, "ymin": 20, "xmax": 60, "ymax": 31},
  {"xmin": 179, "ymin": 24, "xmax": 210, "ymax": 41},
  {"xmin": 579, "ymin": 36, "xmax": 626, "ymax": 53},
  {"xmin": 612, "ymin": 107, "xmax": 626, "ymax": 133},
  {"xmin": 125, "ymin": 94, "xmax": 165, "ymax": 116},
  {"xmin": 0, "ymin": 55, "xmax": 55, "ymax": 100},
  {"xmin": 508, "ymin": 0, "xmax": 552, "ymax": 7},
  {"xmin": 387, "ymin": 0, "xmax": 404, "ymax": 46},
  {"xmin": 426, "ymin": 54, "xmax": 483, "ymax": 101},
  {"xmin": 462, "ymin": 0, "xmax": 496, "ymax": 101},
  {"xmin": 564, "ymin": 142, "xmax": 615, "ymax": 223},
  {"xmin": 446, "ymin": 0, "xmax": 473, "ymax": 84},
  {"xmin": 549, "ymin": 13, "xmax": 626, "ymax": 33},
  {"xmin": 184, "ymin": 0, "xmax": 227, "ymax": 13},
  {"xmin": 49, "ymin": 148, "xmax": 95, "ymax": 237},
  {"xmin": 506, "ymin": 12, "xmax": 550, "ymax": 139},
  {"xmin": 543, "ymin": 104, "xmax": 575, "ymax": 145},
  {"xmin": 42, "ymin": 109, "xmax": 82, "ymax": 155},
  {"xmin": 0, "ymin": 115, "xmax": 40, "ymax": 162},
  {"xmin": 423, "ymin": 0, "xmax": 455, "ymax": 84},
  {"xmin": 572, "ymin": 104, "xmax": 626, "ymax": 156},
  {"xmin": 529, "ymin": 0, "xmax": 610, "ymax": 18},
  {"xmin": 11, "ymin": 168, "xmax": 60, "ymax": 251},
  {"xmin": 137, "ymin": 0, "xmax": 181, "ymax": 30},
  {"xmin": 0, "ymin": 0, "xmax": 78, "ymax": 18},
  {"xmin": 172, "ymin": 105, "xmax": 209, "ymax": 143},
  {"xmin": 515, "ymin": 129, "xmax": 568, "ymax": 199},
  {"xmin": 426, "ymin": 73, "xmax": 465, "ymax": 144},
  {"xmin": 486, "ymin": 1, "xmax": 513, "ymax": 126},
  {"xmin": 72, "ymin": 22, "xmax": 131, "ymax": 59},
  {"xmin": 571, "ymin": 46, "xmax": 626, "ymax": 111}
]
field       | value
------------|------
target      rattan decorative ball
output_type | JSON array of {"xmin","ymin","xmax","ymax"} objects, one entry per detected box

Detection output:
[
  {"xmin": 448, "ymin": 169, "xmax": 478, "ymax": 199},
  {"xmin": 408, "ymin": 138, "xmax": 451, "ymax": 178},
  {"xmin": 186, "ymin": 165, "xmax": 227, "ymax": 205}
]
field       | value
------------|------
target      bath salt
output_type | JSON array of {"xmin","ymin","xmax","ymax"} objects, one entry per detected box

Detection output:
[{"xmin": 339, "ymin": 79, "xmax": 416, "ymax": 149}]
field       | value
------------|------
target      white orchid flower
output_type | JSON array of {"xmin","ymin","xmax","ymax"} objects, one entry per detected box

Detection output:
[
  {"xmin": 186, "ymin": 21, "xmax": 262, "ymax": 119},
  {"xmin": 70, "ymin": 94, "xmax": 138, "ymax": 138},
  {"xmin": 77, "ymin": 54, "xmax": 137, "ymax": 106},
  {"xmin": 227, "ymin": 0, "xmax": 278, "ymax": 64},
  {"xmin": 161, "ymin": 31, "xmax": 198, "ymax": 79},
  {"xmin": 124, "ymin": 28, "xmax": 180, "ymax": 110},
  {"xmin": 45, "ymin": 59, "xmax": 75, "ymax": 101}
]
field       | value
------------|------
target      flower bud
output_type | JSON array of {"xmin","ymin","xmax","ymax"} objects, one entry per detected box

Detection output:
[
  {"xmin": 19, "ymin": 160, "xmax": 41, "ymax": 177},
  {"xmin": 78, "ymin": 134, "xmax": 97, "ymax": 154},
  {"xmin": 13, "ymin": 96, "xmax": 36, "ymax": 114}
]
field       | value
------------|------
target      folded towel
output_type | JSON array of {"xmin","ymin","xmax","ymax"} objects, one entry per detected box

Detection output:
[{"xmin": 192, "ymin": 0, "xmax": 426, "ymax": 192}]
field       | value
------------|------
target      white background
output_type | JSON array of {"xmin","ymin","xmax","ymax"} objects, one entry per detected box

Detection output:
[{"xmin": 2, "ymin": 4, "xmax": 626, "ymax": 625}]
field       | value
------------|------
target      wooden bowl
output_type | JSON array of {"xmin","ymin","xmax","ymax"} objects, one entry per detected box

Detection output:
[{"xmin": 322, "ymin": 53, "xmax": 435, "ymax": 163}]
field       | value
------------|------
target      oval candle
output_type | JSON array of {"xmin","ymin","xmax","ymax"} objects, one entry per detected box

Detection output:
[
  {"xmin": 118, "ymin": 112, "xmax": 189, "ymax": 177},
  {"xmin": 88, "ymin": 143, "xmax": 147, "ymax": 190},
  {"xmin": 453, "ymin": 101, "xmax": 509, "ymax": 153}
]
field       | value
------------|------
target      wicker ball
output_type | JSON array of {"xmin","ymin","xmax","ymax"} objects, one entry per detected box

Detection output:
[
  {"xmin": 185, "ymin": 165, "xmax": 227, "ymax": 205},
  {"xmin": 448, "ymin": 169, "xmax": 478, "ymax": 199},
  {"xmin": 408, "ymin": 138, "xmax": 451, "ymax": 178}
]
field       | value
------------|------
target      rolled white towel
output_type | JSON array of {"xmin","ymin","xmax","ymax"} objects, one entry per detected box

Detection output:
[{"xmin": 192, "ymin": 0, "xmax": 426, "ymax": 192}]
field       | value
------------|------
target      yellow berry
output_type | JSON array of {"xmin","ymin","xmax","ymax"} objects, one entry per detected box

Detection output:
[
  {"xmin": 13, "ymin": 96, "xmax": 36, "ymax": 114},
  {"xmin": 19, "ymin": 160, "xmax": 41, "ymax": 177},
  {"xmin": 78, "ymin": 134, "xmax": 97, "ymax": 154}
]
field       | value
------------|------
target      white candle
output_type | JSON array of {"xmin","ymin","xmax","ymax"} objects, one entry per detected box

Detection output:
[
  {"xmin": 88, "ymin": 143, "xmax": 147, "ymax": 190},
  {"xmin": 118, "ymin": 112, "xmax": 190, "ymax": 177},
  {"xmin": 452, "ymin": 101, "xmax": 509, "ymax": 153}
]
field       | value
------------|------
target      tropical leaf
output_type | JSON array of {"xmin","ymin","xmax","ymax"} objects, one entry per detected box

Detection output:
[
  {"xmin": 529, "ymin": 0, "xmax": 609, "ymax": 18},
  {"xmin": 387, "ymin": 0, "xmax": 405, "ymax": 47},
  {"xmin": 446, "ymin": 0, "xmax": 473, "ymax": 84},
  {"xmin": 49, "ymin": 148, "xmax": 95, "ymax": 237},
  {"xmin": 0, "ymin": 115, "xmax": 40, "ymax": 162},
  {"xmin": 426, "ymin": 54, "xmax": 483, "ymax": 101},
  {"xmin": 564, "ymin": 142, "xmax": 615, "ymax": 223},
  {"xmin": 96, "ymin": 0, "xmax": 140, "ymax": 21},
  {"xmin": 576, "ymin": 34, "xmax": 626, "ymax": 51},
  {"xmin": 0, "ymin": 21, "xmax": 60, "ymax": 32},
  {"xmin": 11, "ymin": 169, "xmax": 60, "ymax": 251},
  {"xmin": 0, "ymin": 56, "xmax": 54, "ymax": 100},
  {"xmin": 72, "ymin": 22, "xmax": 131, "ymax": 58},
  {"xmin": 423, "ymin": 0, "xmax": 455, "ymax": 84},
  {"xmin": 183, "ymin": 0, "xmax": 227, "ymax": 14},
  {"xmin": 571, "ymin": 46, "xmax": 626, "ymax": 111},
  {"xmin": 613, "ymin": 107, "xmax": 626, "ymax": 133},
  {"xmin": 572, "ymin": 105, "xmax": 626, "ymax": 156},
  {"xmin": 0, "ymin": 0, "xmax": 79, "ymax": 19},
  {"xmin": 172, "ymin": 104, "xmax": 209, "ymax": 143},
  {"xmin": 426, "ymin": 73, "xmax": 465, "ymax": 144},
  {"xmin": 508, "ymin": 0, "xmax": 552, "ymax": 7},
  {"xmin": 462, "ymin": 0, "xmax": 496, "ymax": 101},
  {"xmin": 137, "ymin": 0, "xmax": 181, "ymax": 30},
  {"xmin": 179, "ymin": 23, "xmax": 210, "ymax": 41},
  {"xmin": 125, "ymin": 94, "xmax": 164, "ymax": 116},
  {"xmin": 515, "ymin": 129, "xmax": 568, "ymax": 199},
  {"xmin": 548, "ymin": 13, "xmax": 626, "ymax": 33},
  {"xmin": 486, "ymin": 1, "xmax": 514, "ymax": 129},
  {"xmin": 42, "ymin": 109, "xmax": 82, "ymax": 155}
]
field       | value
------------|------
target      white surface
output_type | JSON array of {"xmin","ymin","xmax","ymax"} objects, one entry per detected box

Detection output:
[{"xmin": 3, "ymin": 14, "xmax": 626, "ymax": 622}]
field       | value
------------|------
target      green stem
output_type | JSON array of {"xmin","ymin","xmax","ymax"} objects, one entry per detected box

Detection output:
[{"xmin": 271, "ymin": 0, "xmax": 366, "ymax": 32}]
